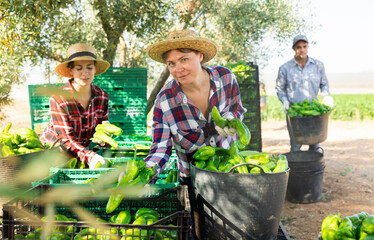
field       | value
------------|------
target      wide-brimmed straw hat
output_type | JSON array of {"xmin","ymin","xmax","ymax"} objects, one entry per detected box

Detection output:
[
  {"xmin": 55, "ymin": 43, "xmax": 110, "ymax": 78},
  {"xmin": 146, "ymin": 29, "xmax": 219, "ymax": 64}
]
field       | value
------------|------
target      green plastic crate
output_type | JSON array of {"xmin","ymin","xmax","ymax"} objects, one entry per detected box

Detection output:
[
  {"xmin": 2, "ymin": 185, "xmax": 191, "ymax": 240},
  {"xmin": 31, "ymin": 151, "xmax": 179, "ymax": 187}
]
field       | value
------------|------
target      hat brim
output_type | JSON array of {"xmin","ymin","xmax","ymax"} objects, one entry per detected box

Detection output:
[
  {"xmin": 146, "ymin": 37, "xmax": 218, "ymax": 64},
  {"xmin": 55, "ymin": 56, "xmax": 110, "ymax": 78}
]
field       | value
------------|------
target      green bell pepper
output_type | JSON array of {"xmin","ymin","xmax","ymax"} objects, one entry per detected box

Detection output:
[
  {"xmin": 321, "ymin": 213, "xmax": 341, "ymax": 240},
  {"xmin": 227, "ymin": 154, "xmax": 248, "ymax": 174},
  {"xmin": 1, "ymin": 145, "xmax": 15, "ymax": 156},
  {"xmin": 244, "ymin": 152, "xmax": 270, "ymax": 165},
  {"xmin": 115, "ymin": 210, "xmax": 132, "ymax": 224},
  {"xmin": 135, "ymin": 208, "xmax": 159, "ymax": 221},
  {"xmin": 263, "ymin": 160, "xmax": 277, "ymax": 171},
  {"xmin": 239, "ymin": 150, "xmax": 259, "ymax": 158},
  {"xmin": 92, "ymin": 130, "xmax": 119, "ymax": 149},
  {"xmin": 125, "ymin": 216, "xmax": 147, "ymax": 237},
  {"xmin": 106, "ymin": 160, "xmax": 147, "ymax": 214},
  {"xmin": 164, "ymin": 169, "xmax": 178, "ymax": 184},
  {"xmin": 228, "ymin": 118, "xmax": 251, "ymax": 147},
  {"xmin": 336, "ymin": 212, "xmax": 368, "ymax": 239},
  {"xmin": 195, "ymin": 160, "xmax": 206, "ymax": 169},
  {"xmin": 193, "ymin": 146, "xmax": 215, "ymax": 161},
  {"xmin": 95, "ymin": 122, "xmax": 123, "ymax": 136},
  {"xmin": 205, "ymin": 158, "xmax": 219, "ymax": 172},
  {"xmin": 272, "ymin": 154, "xmax": 288, "ymax": 173},
  {"xmin": 14, "ymin": 127, "xmax": 39, "ymax": 142},
  {"xmin": 360, "ymin": 215, "xmax": 374, "ymax": 238},
  {"xmin": 68, "ymin": 158, "xmax": 77, "ymax": 169},
  {"xmin": 250, "ymin": 165, "xmax": 271, "ymax": 174},
  {"xmin": 212, "ymin": 106, "xmax": 229, "ymax": 128},
  {"xmin": 24, "ymin": 137, "xmax": 44, "ymax": 149}
]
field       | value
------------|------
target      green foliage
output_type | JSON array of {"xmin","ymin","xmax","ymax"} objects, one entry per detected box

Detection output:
[
  {"xmin": 0, "ymin": 0, "xmax": 315, "ymax": 120},
  {"xmin": 225, "ymin": 61, "xmax": 257, "ymax": 84},
  {"xmin": 261, "ymin": 94, "xmax": 374, "ymax": 121},
  {"xmin": 329, "ymin": 94, "xmax": 374, "ymax": 120}
]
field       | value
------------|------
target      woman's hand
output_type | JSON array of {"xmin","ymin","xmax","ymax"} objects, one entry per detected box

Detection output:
[
  {"xmin": 89, "ymin": 154, "xmax": 109, "ymax": 169},
  {"xmin": 215, "ymin": 125, "xmax": 237, "ymax": 137}
]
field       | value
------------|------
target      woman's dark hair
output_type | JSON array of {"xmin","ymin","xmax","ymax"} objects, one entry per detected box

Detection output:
[
  {"xmin": 162, "ymin": 48, "xmax": 200, "ymax": 61},
  {"xmin": 67, "ymin": 61, "xmax": 75, "ymax": 69},
  {"xmin": 67, "ymin": 60, "xmax": 97, "ymax": 69}
]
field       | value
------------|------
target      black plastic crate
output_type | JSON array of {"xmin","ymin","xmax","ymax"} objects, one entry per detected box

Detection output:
[
  {"xmin": 233, "ymin": 62, "xmax": 262, "ymax": 152},
  {"xmin": 2, "ymin": 185, "xmax": 191, "ymax": 240}
]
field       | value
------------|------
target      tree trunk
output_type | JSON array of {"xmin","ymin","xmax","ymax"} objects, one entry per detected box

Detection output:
[
  {"xmin": 118, "ymin": 36, "xmax": 127, "ymax": 68},
  {"xmin": 147, "ymin": 66, "xmax": 170, "ymax": 114}
]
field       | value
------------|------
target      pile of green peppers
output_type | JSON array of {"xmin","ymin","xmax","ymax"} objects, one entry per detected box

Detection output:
[
  {"xmin": 106, "ymin": 158, "xmax": 154, "ymax": 214},
  {"xmin": 321, "ymin": 211, "xmax": 374, "ymax": 240},
  {"xmin": 0, "ymin": 123, "xmax": 44, "ymax": 157},
  {"xmin": 194, "ymin": 107, "xmax": 288, "ymax": 174},
  {"xmin": 288, "ymin": 99, "xmax": 331, "ymax": 118},
  {"xmin": 193, "ymin": 146, "xmax": 288, "ymax": 174},
  {"xmin": 91, "ymin": 122, "xmax": 123, "ymax": 149},
  {"xmin": 14, "ymin": 214, "xmax": 78, "ymax": 239}
]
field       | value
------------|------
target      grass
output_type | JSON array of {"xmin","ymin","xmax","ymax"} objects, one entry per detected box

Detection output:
[{"xmin": 261, "ymin": 94, "xmax": 374, "ymax": 121}]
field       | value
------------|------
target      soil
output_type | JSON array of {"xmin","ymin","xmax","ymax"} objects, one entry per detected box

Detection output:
[
  {"xmin": 262, "ymin": 120, "xmax": 374, "ymax": 240},
  {"xmin": 1, "ymin": 99, "xmax": 374, "ymax": 240}
]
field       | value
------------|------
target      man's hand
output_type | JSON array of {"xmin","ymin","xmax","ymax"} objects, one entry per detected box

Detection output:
[
  {"xmin": 89, "ymin": 154, "xmax": 109, "ymax": 169},
  {"xmin": 282, "ymin": 100, "xmax": 290, "ymax": 114},
  {"xmin": 215, "ymin": 125, "xmax": 237, "ymax": 137},
  {"xmin": 322, "ymin": 96, "xmax": 334, "ymax": 108}
]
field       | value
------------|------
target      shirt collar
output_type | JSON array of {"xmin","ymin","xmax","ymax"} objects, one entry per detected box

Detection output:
[
  {"xmin": 293, "ymin": 56, "xmax": 315, "ymax": 67},
  {"xmin": 206, "ymin": 66, "xmax": 221, "ymax": 90}
]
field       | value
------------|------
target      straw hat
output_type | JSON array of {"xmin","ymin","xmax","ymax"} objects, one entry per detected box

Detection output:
[
  {"xmin": 55, "ymin": 43, "xmax": 110, "ymax": 78},
  {"xmin": 146, "ymin": 29, "xmax": 219, "ymax": 64}
]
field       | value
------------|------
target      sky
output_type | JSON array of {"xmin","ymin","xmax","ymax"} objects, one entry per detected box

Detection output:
[{"xmin": 262, "ymin": 0, "xmax": 374, "ymax": 75}]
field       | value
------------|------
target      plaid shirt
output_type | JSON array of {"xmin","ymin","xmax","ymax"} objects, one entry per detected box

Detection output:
[
  {"xmin": 39, "ymin": 79, "xmax": 109, "ymax": 164},
  {"xmin": 276, "ymin": 57, "xmax": 330, "ymax": 104},
  {"xmin": 145, "ymin": 66, "xmax": 246, "ymax": 178}
]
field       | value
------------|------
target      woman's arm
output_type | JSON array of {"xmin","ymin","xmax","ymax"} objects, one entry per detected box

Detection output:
[{"xmin": 49, "ymin": 97, "xmax": 96, "ymax": 163}]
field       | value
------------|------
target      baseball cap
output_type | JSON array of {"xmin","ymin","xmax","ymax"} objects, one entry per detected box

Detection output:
[{"xmin": 292, "ymin": 35, "xmax": 308, "ymax": 47}]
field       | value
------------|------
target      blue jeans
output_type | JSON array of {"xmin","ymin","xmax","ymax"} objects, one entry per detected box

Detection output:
[{"xmin": 286, "ymin": 117, "xmax": 319, "ymax": 152}]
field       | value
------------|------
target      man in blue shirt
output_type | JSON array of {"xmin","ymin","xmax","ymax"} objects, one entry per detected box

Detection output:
[{"xmin": 275, "ymin": 35, "xmax": 334, "ymax": 151}]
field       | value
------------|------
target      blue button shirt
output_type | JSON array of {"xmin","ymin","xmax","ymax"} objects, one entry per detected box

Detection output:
[{"xmin": 275, "ymin": 57, "xmax": 330, "ymax": 104}]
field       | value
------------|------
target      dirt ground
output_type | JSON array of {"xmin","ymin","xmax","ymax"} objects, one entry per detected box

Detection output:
[
  {"xmin": 1, "ymin": 100, "xmax": 374, "ymax": 240},
  {"xmin": 262, "ymin": 120, "xmax": 374, "ymax": 240}
]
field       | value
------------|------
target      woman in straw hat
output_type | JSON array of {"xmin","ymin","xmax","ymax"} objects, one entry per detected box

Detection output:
[
  {"xmin": 39, "ymin": 43, "xmax": 111, "ymax": 169},
  {"xmin": 144, "ymin": 29, "xmax": 246, "ymax": 183}
]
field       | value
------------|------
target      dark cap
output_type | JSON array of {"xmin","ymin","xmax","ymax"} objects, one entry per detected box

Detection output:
[{"xmin": 292, "ymin": 35, "xmax": 308, "ymax": 47}]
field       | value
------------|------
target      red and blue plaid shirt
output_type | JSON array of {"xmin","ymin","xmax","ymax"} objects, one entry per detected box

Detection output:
[
  {"xmin": 145, "ymin": 66, "xmax": 246, "ymax": 178},
  {"xmin": 39, "ymin": 79, "xmax": 109, "ymax": 164}
]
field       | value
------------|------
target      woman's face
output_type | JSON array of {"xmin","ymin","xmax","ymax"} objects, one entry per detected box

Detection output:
[
  {"xmin": 165, "ymin": 49, "xmax": 203, "ymax": 85},
  {"xmin": 69, "ymin": 60, "xmax": 96, "ymax": 87}
]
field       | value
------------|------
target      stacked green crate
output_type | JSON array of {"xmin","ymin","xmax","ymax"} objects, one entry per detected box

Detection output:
[
  {"xmin": 93, "ymin": 68, "xmax": 147, "ymax": 135},
  {"xmin": 28, "ymin": 83, "xmax": 64, "ymax": 135}
]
